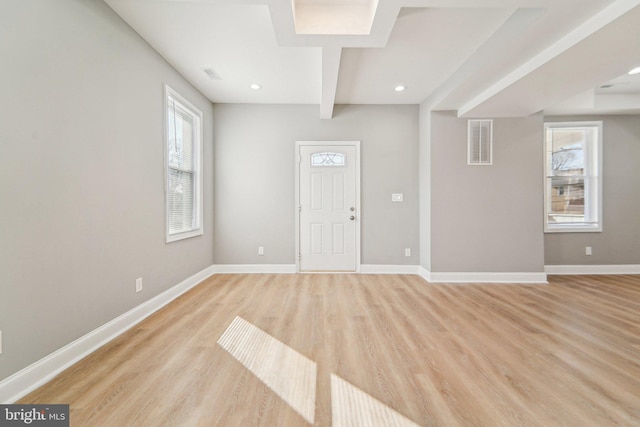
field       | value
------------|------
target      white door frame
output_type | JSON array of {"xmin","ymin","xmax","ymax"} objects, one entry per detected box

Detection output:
[{"xmin": 295, "ymin": 141, "xmax": 361, "ymax": 273}]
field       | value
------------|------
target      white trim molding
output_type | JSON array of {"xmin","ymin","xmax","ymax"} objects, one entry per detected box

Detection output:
[
  {"xmin": 213, "ymin": 264, "xmax": 425, "ymax": 275},
  {"xmin": 419, "ymin": 269, "xmax": 547, "ymax": 284},
  {"xmin": 0, "ymin": 265, "xmax": 216, "ymax": 404},
  {"xmin": 213, "ymin": 264, "xmax": 297, "ymax": 274},
  {"xmin": 418, "ymin": 266, "xmax": 431, "ymax": 282},
  {"xmin": 359, "ymin": 265, "xmax": 421, "ymax": 274},
  {"xmin": 545, "ymin": 264, "xmax": 640, "ymax": 275}
]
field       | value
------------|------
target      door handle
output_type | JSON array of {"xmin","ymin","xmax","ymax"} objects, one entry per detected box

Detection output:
[{"xmin": 350, "ymin": 216, "xmax": 355, "ymax": 221}]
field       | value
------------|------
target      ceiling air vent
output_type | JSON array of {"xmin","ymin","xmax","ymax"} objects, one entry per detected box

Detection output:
[
  {"xmin": 202, "ymin": 67, "xmax": 222, "ymax": 80},
  {"xmin": 467, "ymin": 119, "xmax": 493, "ymax": 165}
]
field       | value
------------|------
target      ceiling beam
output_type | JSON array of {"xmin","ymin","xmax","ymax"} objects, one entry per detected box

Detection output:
[
  {"xmin": 421, "ymin": 8, "xmax": 543, "ymax": 110},
  {"xmin": 457, "ymin": 0, "xmax": 640, "ymax": 117},
  {"xmin": 320, "ymin": 47, "xmax": 342, "ymax": 119}
]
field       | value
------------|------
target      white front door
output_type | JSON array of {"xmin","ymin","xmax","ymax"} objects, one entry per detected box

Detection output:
[{"xmin": 297, "ymin": 142, "xmax": 360, "ymax": 272}]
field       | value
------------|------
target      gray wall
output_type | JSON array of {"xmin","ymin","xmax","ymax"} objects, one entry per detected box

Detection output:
[
  {"xmin": 544, "ymin": 115, "xmax": 640, "ymax": 265},
  {"xmin": 429, "ymin": 111, "xmax": 545, "ymax": 272},
  {"xmin": 0, "ymin": 0, "xmax": 214, "ymax": 381},
  {"xmin": 212, "ymin": 104, "xmax": 419, "ymax": 265}
]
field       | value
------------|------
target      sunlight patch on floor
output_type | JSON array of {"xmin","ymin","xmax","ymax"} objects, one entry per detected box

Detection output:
[
  {"xmin": 217, "ymin": 316, "xmax": 317, "ymax": 424},
  {"xmin": 218, "ymin": 316, "xmax": 420, "ymax": 426},
  {"xmin": 331, "ymin": 374, "xmax": 420, "ymax": 427}
]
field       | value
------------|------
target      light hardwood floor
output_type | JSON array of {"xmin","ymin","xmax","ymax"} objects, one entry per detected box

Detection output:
[{"xmin": 20, "ymin": 274, "xmax": 640, "ymax": 426}]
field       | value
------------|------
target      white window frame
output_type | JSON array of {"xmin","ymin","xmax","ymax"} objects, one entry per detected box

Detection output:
[
  {"xmin": 164, "ymin": 84, "xmax": 203, "ymax": 242},
  {"xmin": 544, "ymin": 121, "xmax": 603, "ymax": 233}
]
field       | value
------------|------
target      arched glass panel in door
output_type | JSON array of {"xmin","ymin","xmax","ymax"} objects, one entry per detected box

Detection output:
[{"xmin": 310, "ymin": 152, "xmax": 345, "ymax": 167}]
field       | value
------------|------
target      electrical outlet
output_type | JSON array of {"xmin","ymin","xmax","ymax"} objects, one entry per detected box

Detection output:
[
  {"xmin": 258, "ymin": 246, "xmax": 265, "ymax": 256},
  {"xmin": 405, "ymin": 248, "xmax": 411, "ymax": 257},
  {"xmin": 136, "ymin": 277, "xmax": 143, "ymax": 293},
  {"xmin": 585, "ymin": 246, "xmax": 592, "ymax": 256}
]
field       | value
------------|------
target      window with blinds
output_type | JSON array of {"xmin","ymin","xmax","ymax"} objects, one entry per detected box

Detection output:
[
  {"xmin": 467, "ymin": 119, "xmax": 493, "ymax": 165},
  {"xmin": 165, "ymin": 85, "xmax": 203, "ymax": 242}
]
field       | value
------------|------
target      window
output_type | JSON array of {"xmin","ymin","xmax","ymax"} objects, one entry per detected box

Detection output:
[
  {"xmin": 165, "ymin": 85, "xmax": 203, "ymax": 242},
  {"xmin": 544, "ymin": 121, "xmax": 602, "ymax": 233},
  {"xmin": 311, "ymin": 152, "xmax": 345, "ymax": 167},
  {"xmin": 467, "ymin": 119, "xmax": 492, "ymax": 165}
]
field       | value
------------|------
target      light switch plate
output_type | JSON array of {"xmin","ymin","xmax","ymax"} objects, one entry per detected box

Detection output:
[{"xmin": 392, "ymin": 193, "xmax": 404, "ymax": 202}]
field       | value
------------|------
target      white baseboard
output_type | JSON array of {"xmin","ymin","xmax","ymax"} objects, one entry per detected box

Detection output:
[
  {"xmin": 419, "ymin": 269, "xmax": 547, "ymax": 284},
  {"xmin": 418, "ymin": 266, "xmax": 430, "ymax": 282},
  {"xmin": 214, "ymin": 264, "xmax": 425, "ymax": 275},
  {"xmin": 359, "ymin": 264, "xmax": 421, "ymax": 274},
  {"xmin": 213, "ymin": 264, "xmax": 297, "ymax": 274},
  {"xmin": 545, "ymin": 264, "xmax": 640, "ymax": 275},
  {"xmin": 0, "ymin": 265, "xmax": 216, "ymax": 404}
]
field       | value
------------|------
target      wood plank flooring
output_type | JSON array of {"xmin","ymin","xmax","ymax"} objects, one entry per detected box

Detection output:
[{"xmin": 19, "ymin": 274, "xmax": 640, "ymax": 426}]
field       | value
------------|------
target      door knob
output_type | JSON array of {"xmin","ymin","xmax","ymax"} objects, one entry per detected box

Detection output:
[{"xmin": 350, "ymin": 216, "xmax": 355, "ymax": 221}]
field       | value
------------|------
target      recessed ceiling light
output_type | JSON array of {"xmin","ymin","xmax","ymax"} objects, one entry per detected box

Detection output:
[
  {"xmin": 629, "ymin": 67, "xmax": 640, "ymax": 75},
  {"xmin": 394, "ymin": 85, "xmax": 406, "ymax": 92},
  {"xmin": 250, "ymin": 83, "xmax": 262, "ymax": 90}
]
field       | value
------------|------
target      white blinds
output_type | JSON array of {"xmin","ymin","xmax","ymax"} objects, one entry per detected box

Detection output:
[{"xmin": 167, "ymin": 95, "xmax": 197, "ymax": 236}]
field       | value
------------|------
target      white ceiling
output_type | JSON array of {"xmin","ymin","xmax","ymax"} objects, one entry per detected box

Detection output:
[{"xmin": 104, "ymin": 0, "xmax": 640, "ymax": 118}]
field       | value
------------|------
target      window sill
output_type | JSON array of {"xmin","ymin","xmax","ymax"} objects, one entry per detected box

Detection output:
[
  {"xmin": 544, "ymin": 225, "xmax": 602, "ymax": 233},
  {"xmin": 166, "ymin": 229, "xmax": 203, "ymax": 243}
]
